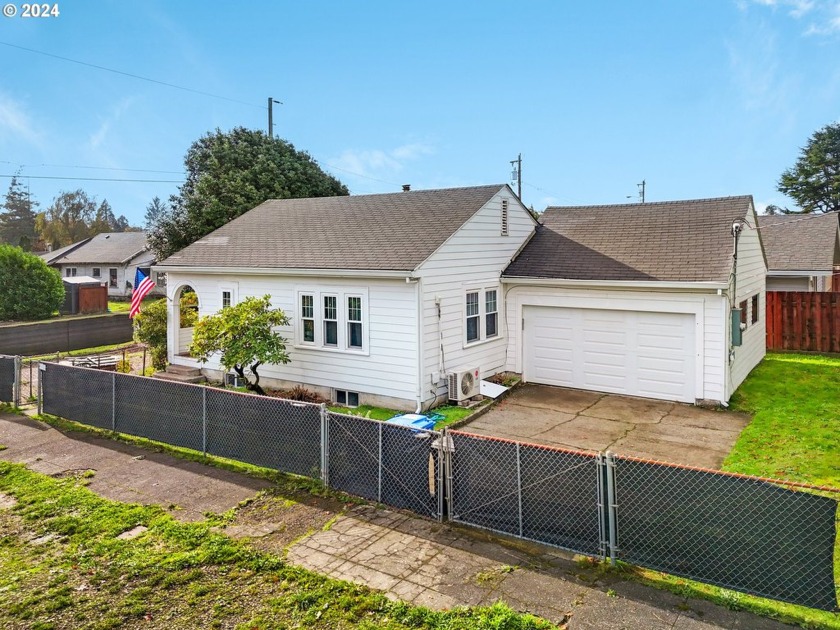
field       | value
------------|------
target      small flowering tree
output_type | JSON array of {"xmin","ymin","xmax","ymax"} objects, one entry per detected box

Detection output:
[{"xmin": 189, "ymin": 295, "xmax": 290, "ymax": 395}]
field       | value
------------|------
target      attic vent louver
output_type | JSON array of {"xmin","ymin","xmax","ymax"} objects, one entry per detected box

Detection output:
[{"xmin": 501, "ymin": 199, "xmax": 509, "ymax": 236}]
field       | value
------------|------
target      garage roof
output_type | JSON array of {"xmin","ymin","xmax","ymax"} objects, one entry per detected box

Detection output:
[{"xmin": 504, "ymin": 196, "xmax": 755, "ymax": 283}]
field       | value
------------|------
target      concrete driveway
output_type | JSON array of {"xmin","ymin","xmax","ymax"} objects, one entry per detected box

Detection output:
[{"xmin": 462, "ymin": 384, "xmax": 751, "ymax": 469}]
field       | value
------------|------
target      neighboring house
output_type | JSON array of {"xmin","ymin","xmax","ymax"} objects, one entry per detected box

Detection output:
[
  {"xmin": 157, "ymin": 185, "xmax": 537, "ymax": 411},
  {"xmin": 756, "ymin": 212, "xmax": 840, "ymax": 292},
  {"xmin": 42, "ymin": 232, "xmax": 166, "ymax": 298},
  {"xmin": 502, "ymin": 196, "xmax": 766, "ymax": 405},
  {"xmin": 156, "ymin": 188, "xmax": 765, "ymax": 410}
]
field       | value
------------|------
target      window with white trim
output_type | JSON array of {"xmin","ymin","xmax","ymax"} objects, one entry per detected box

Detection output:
[
  {"xmin": 65, "ymin": 267, "xmax": 77, "ymax": 277},
  {"xmin": 485, "ymin": 290, "xmax": 498, "ymax": 338},
  {"xmin": 323, "ymin": 295, "xmax": 338, "ymax": 347},
  {"xmin": 221, "ymin": 290, "xmax": 232, "ymax": 309},
  {"xmin": 347, "ymin": 296, "xmax": 363, "ymax": 349},
  {"xmin": 92, "ymin": 267, "xmax": 101, "ymax": 278},
  {"xmin": 296, "ymin": 289, "xmax": 368, "ymax": 352},
  {"xmin": 465, "ymin": 292, "xmax": 480, "ymax": 342},
  {"xmin": 465, "ymin": 287, "xmax": 502, "ymax": 344},
  {"xmin": 300, "ymin": 294, "xmax": 315, "ymax": 343},
  {"xmin": 219, "ymin": 285, "xmax": 237, "ymax": 311}
]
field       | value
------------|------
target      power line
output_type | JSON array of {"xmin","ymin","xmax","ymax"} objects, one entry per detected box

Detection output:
[
  {"xmin": 321, "ymin": 163, "xmax": 402, "ymax": 187},
  {"xmin": 1, "ymin": 174, "xmax": 182, "ymax": 183},
  {"xmin": 1, "ymin": 160, "xmax": 183, "ymax": 175},
  {"xmin": 0, "ymin": 40, "xmax": 264, "ymax": 110}
]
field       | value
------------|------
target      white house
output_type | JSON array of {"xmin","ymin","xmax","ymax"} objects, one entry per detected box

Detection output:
[
  {"xmin": 156, "ymin": 185, "xmax": 536, "ymax": 410},
  {"xmin": 156, "ymin": 187, "xmax": 765, "ymax": 410},
  {"xmin": 757, "ymin": 212, "xmax": 840, "ymax": 292},
  {"xmin": 42, "ymin": 232, "xmax": 166, "ymax": 298}
]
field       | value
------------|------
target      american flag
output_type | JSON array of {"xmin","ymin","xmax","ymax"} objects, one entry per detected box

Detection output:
[{"xmin": 129, "ymin": 269, "xmax": 156, "ymax": 318}]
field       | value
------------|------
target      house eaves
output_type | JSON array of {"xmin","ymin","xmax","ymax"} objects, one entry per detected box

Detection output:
[
  {"xmin": 153, "ymin": 265, "xmax": 417, "ymax": 280},
  {"xmin": 501, "ymin": 276, "xmax": 728, "ymax": 292}
]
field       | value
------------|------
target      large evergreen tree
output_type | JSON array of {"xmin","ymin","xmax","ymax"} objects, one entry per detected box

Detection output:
[
  {"xmin": 777, "ymin": 122, "xmax": 840, "ymax": 214},
  {"xmin": 0, "ymin": 176, "xmax": 38, "ymax": 251},
  {"xmin": 148, "ymin": 127, "xmax": 348, "ymax": 260}
]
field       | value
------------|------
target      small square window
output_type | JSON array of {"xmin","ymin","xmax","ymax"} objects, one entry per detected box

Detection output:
[
  {"xmin": 751, "ymin": 294, "xmax": 759, "ymax": 324},
  {"xmin": 92, "ymin": 267, "xmax": 101, "ymax": 278},
  {"xmin": 335, "ymin": 390, "xmax": 359, "ymax": 407}
]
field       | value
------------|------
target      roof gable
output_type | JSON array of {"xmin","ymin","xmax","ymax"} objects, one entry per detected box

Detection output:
[
  {"xmin": 756, "ymin": 212, "xmax": 840, "ymax": 272},
  {"xmin": 160, "ymin": 185, "xmax": 506, "ymax": 272},
  {"xmin": 504, "ymin": 196, "xmax": 755, "ymax": 283}
]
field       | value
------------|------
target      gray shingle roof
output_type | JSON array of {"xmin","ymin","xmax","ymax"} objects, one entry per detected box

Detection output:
[
  {"xmin": 52, "ymin": 232, "xmax": 149, "ymax": 265},
  {"xmin": 757, "ymin": 212, "xmax": 840, "ymax": 272},
  {"xmin": 504, "ymin": 196, "xmax": 755, "ymax": 283},
  {"xmin": 39, "ymin": 238, "xmax": 91, "ymax": 264},
  {"xmin": 159, "ymin": 185, "xmax": 506, "ymax": 271}
]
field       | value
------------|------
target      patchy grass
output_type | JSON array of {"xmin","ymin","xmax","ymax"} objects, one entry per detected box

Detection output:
[
  {"xmin": 0, "ymin": 461, "xmax": 553, "ymax": 630},
  {"xmin": 108, "ymin": 297, "xmax": 161, "ymax": 313},
  {"xmin": 27, "ymin": 341, "xmax": 138, "ymax": 361},
  {"xmin": 327, "ymin": 403, "xmax": 486, "ymax": 429},
  {"xmin": 725, "ymin": 352, "xmax": 840, "ymax": 487}
]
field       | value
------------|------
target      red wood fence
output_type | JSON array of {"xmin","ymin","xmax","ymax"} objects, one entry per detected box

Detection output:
[{"xmin": 766, "ymin": 291, "xmax": 840, "ymax": 353}]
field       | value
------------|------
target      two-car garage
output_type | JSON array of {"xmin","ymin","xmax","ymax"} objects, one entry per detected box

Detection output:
[{"xmin": 522, "ymin": 305, "xmax": 698, "ymax": 403}]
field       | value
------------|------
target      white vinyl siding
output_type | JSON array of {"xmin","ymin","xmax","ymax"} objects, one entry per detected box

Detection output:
[
  {"xmin": 727, "ymin": 206, "xmax": 767, "ymax": 397},
  {"xmin": 766, "ymin": 276, "xmax": 811, "ymax": 292},
  {"xmin": 416, "ymin": 188, "xmax": 537, "ymax": 405},
  {"xmin": 505, "ymin": 285, "xmax": 723, "ymax": 404},
  {"xmin": 166, "ymin": 273, "xmax": 418, "ymax": 403}
]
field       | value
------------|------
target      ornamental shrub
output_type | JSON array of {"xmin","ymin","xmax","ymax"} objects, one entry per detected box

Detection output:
[{"xmin": 0, "ymin": 244, "xmax": 64, "ymax": 321}]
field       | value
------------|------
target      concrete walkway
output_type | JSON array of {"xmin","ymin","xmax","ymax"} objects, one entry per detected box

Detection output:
[
  {"xmin": 462, "ymin": 384, "xmax": 751, "ymax": 469},
  {"xmin": 0, "ymin": 412, "xmax": 791, "ymax": 629}
]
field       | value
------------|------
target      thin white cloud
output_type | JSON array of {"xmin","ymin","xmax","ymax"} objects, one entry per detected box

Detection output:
[
  {"xmin": 328, "ymin": 142, "xmax": 435, "ymax": 183},
  {"xmin": 89, "ymin": 97, "xmax": 135, "ymax": 150},
  {"xmin": 0, "ymin": 93, "xmax": 42, "ymax": 147},
  {"xmin": 745, "ymin": 0, "xmax": 840, "ymax": 34}
]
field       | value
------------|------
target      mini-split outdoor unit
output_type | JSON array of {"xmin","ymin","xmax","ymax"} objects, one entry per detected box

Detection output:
[{"xmin": 447, "ymin": 368, "xmax": 480, "ymax": 402}]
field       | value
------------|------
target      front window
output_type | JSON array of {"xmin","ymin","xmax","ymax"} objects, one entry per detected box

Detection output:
[
  {"xmin": 347, "ymin": 296, "xmax": 363, "ymax": 349},
  {"xmin": 301, "ymin": 294, "xmax": 315, "ymax": 343},
  {"xmin": 109, "ymin": 268, "xmax": 118, "ymax": 288},
  {"xmin": 92, "ymin": 267, "xmax": 101, "ymax": 278},
  {"xmin": 66, "ymin": 268, "xmax": 77, "ymax": 277},
  {"xmin": 466, "ymin": 292, "xmax": 480, "ymax": 343},
  {"xmin": 323, "ymin": 295, "xmax": 338, "ymax": 347}
]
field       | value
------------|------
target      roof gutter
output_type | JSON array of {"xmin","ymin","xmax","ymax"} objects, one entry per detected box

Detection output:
[
  {"xmin": 767, "ymin": 270, "xmax": 834, "ymax": 277},
  {"xmin": 153, "ymin": 265, "xmax": 416, "ymax": 280},
  {"xmin": 500, "ymin": 276, "xmax": 728, "ymax": 292}
]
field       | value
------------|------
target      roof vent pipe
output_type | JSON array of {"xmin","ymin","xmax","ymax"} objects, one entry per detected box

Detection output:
[{"xmin": 402, "ymin": 184, "xmax": 411, "ymax": 192}]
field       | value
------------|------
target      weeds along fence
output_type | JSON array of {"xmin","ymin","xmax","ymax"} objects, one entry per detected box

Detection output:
[{"xmin": 30, "ymin": 362, "xmax": 840, "ymax": 612}]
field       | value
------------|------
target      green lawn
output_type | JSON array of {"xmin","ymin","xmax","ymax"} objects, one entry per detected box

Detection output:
[
  {"xmin": 725, "ymin": 352, "xmax": 840, "ymax": 487},
  {"xmin": 0, "ymin": 461, "xmax": 552, "ymax": 630}
]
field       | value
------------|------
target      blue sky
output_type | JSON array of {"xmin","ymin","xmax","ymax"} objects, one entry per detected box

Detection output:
[{"xmin": 1, "ymin": 0, "xmax": 839, "ymax": 226}]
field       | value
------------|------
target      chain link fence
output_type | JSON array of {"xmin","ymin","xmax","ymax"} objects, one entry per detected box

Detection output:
[
  {"xmin": 205, "ymin": 388, "xmax": 322, "ymax": 478},
  {"xmin": 28, "ymin": 362, "xmax": 840, "ymax": 612},
  {"xmin": 610, "ymin": 455, "xmax": 839, "ymax": 611},
  {"xmin": 0, "ymin": 355, "xmax": 18, "ymax": 404},
  {"xmin": 327, "ymin": 412, "xmax": 442, "ymax": 518},
  {"xmin": 448, "ymin": 431, "xmax": 604, "ymax": 557}
]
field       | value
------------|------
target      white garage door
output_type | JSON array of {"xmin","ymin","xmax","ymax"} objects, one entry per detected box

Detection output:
[{"xmin": 523, "ymin": 306, "xmax": 696, "ymax": 403}]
